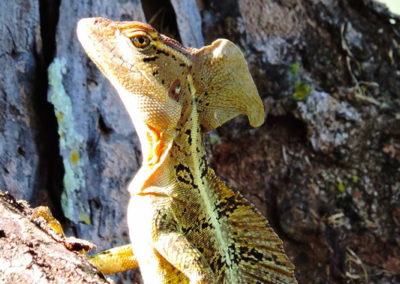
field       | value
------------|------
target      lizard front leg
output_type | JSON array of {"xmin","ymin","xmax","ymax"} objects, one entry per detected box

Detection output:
[
  {"xmin": 155, "ymin": 232, "xmax": 215, "ymax": 284},
  {"xmin": 89, "ymin": 244, "xmax": 138, "ymax": 274},
  {"xmin": 31, "ymin": 206, "xmax": 138, "ymax": 274}
]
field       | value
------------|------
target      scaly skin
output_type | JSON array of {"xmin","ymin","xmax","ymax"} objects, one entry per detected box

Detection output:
[{"xmin": 77, "ymin": 18, "xmax": 297, "ymax": 283}]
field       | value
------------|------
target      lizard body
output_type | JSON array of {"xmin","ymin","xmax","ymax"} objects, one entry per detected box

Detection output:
[{"xmin": 77, "ymin": 18, "xmax": 296, "ymax": 283}]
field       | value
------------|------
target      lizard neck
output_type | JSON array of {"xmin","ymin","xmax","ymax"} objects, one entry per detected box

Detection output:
[
  {"xmin": 128, "ymin": 120, "xmax": 175, "ymax": 195},
  {"xmin": 112, "ymin": 84, "xmax": 176, "ymax": 168},
  {"xmin": 134, "ymin": 119, "xmax": 175, "ymax": 167},
  {"xmin": 129, "ymin": 75, "xmax": 208, "ymax": 195}
]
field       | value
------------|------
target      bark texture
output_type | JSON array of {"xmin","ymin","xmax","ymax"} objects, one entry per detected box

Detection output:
[
  {"xmin": 1, "ymin": 0, "xmax": 399, "ymax": 283},
  {"xmin": 0, "ymin": 1, "xmax": 42, "ymax": 202},
  {"xmin": 0, "ymin": 191, "xmax": 107, "ymax": 283}
]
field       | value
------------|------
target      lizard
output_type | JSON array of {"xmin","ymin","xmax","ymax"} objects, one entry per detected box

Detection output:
[{"xmin": 77, "ymin": 17, "xmax": 297, "ymax": 283}]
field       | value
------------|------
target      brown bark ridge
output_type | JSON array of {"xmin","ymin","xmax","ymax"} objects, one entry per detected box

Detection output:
[{"xmin": 0, "ymin": 190, "xmax": 108, "ymax": 283}]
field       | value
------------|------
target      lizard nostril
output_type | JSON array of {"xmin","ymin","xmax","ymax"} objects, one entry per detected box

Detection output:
[{"xmin": 93, "ymin": 18, "xmax": 103, "ymax": 25}]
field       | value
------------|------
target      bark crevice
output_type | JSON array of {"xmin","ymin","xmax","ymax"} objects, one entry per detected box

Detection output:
[{"xmin": 33, "ymin": 0, "xmax": 64, "ymax": 221}]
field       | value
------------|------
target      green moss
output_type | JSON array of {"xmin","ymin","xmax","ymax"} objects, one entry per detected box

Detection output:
[
  {"xmin": 293, "ymin": 81, "xmax": 313, "ymax": 101},
  {"xmin": 337, "ymin": 182, "xmax": 346, "ymax": 193},
  {"xmin": 290, "ymin": 62, "xmax": 301, "ymax": 76},
  {"xmin": 289, "ymin": 62, "xmax": 313, "ymax": 101},
  {"xmin": 48, "ymin": 57, "xmax": 90, "ymax": 223}
]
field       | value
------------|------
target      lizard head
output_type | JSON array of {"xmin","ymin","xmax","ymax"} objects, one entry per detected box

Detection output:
[
  {"xmin": 77, "ymin": 17, "xmax": 264, "ymax": 134},
  {"xmin": 77, "ymin": 17, "xmax": 192, "ymax": 136}
]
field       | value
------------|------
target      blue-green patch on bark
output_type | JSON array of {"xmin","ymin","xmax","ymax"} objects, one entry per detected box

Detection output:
[{"xmin": 48, "ymin": 57, "xmax": 91, "ymax": 225}]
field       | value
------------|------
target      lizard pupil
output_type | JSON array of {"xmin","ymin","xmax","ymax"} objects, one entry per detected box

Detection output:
[{"xmin": 131, "ymin": 35, "xmax": 150, "ymax": 49}]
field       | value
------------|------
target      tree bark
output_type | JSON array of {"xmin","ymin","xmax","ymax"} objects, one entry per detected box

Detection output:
[{"xmin": 0, "ymin": 191, "xmax": 108, "ymax": 283}]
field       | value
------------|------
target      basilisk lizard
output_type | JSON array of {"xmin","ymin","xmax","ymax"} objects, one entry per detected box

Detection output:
[{"xmin": 77, "ymin": 17, "xmax": 297, "ymax": 283}]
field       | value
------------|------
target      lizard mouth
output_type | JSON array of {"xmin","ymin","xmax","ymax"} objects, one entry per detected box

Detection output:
[
  {"xmin": 77, "ymin": 17, "xmax": 137, "ymax": 91},
  {"xmin": 76, "ymin": 18, "xmax": 112, "ymax": 75}
]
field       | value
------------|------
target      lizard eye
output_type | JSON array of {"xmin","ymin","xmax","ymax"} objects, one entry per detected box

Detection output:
[{"xmin": 131, "ymin": 35, "xmax": 150, "ymax": 49}]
